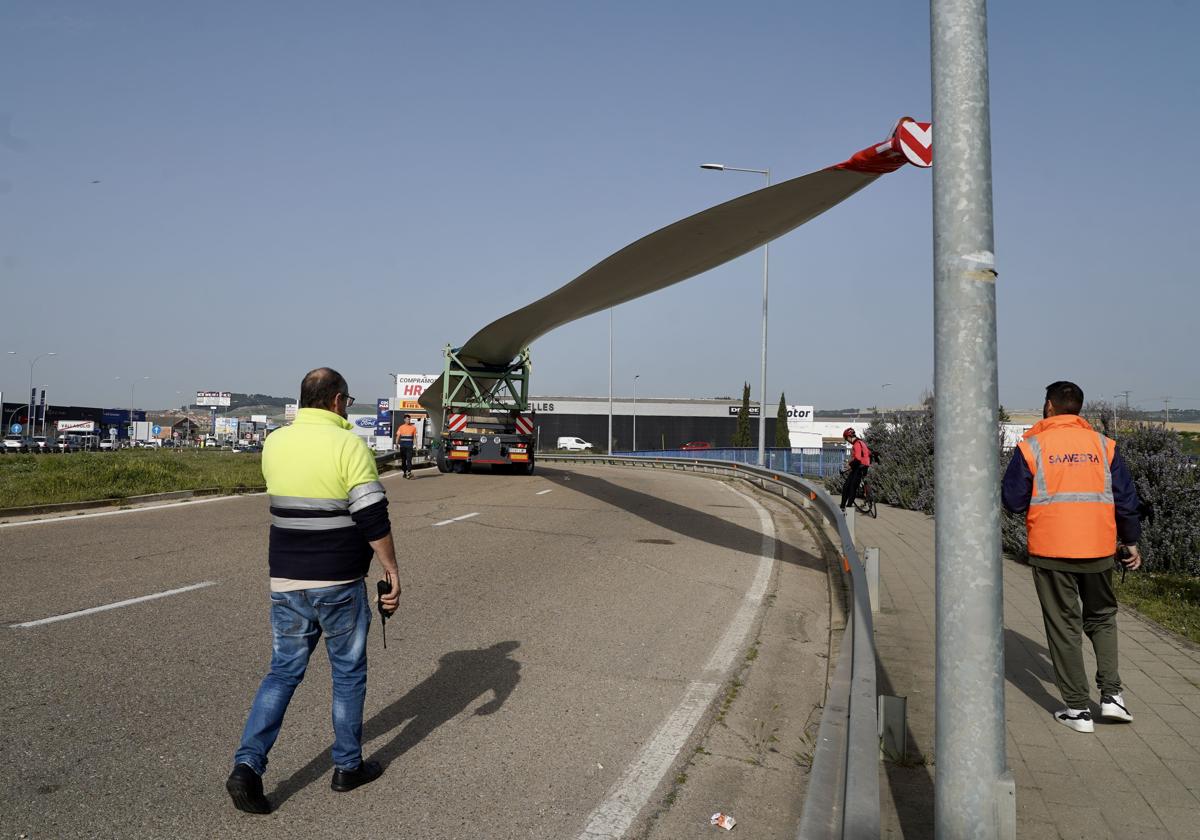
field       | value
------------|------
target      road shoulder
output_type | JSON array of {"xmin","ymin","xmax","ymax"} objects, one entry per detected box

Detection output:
[{"xmin": 639, "ymin": 485, "xmax": 833, "ymax": 839}]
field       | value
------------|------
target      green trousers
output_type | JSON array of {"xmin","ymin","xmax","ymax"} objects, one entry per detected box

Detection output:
[{"xmin": 1032, "ymin": 565, "xmax": 1122, "ymax": 708}]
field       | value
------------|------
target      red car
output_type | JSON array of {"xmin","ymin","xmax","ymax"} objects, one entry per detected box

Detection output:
[{"xmin": 680, "ymin": 441, "xmax": 712, "ymax": 450}]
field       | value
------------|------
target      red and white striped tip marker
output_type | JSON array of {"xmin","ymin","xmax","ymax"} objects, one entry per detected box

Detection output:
[{"xmin": 895, "ymin": 118, "xmax": 932, "ymax": 168}]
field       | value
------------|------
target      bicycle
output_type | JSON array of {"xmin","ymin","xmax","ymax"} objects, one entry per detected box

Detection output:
[{"xmin": 853, "ymin": 475, "xmax": 878, "ymax": 519}]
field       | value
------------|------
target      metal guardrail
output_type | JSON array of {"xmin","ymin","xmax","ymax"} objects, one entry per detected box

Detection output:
[
  {"xmin": 539, "ymin": 453, "xmax": 879, "ymax": 839},
  {"xmin": 612, "ymin": 446, "xmax": 850, "ymax": 478}
]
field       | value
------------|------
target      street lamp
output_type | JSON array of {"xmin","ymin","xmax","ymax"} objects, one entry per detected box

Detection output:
[
  {"xmin": 633, "ymin": 374, "xmax": 640, "ymax": 452},
  {"xmin": 116, "ymin": 375, "xmax": 149, "ymax": 443},
  {"xmin": 879, "ymin": 383, "xmax": 893, "ymax": 417},
  {"xmin": 608, "ymin": 308, "xmax": 613, "ymax": 454},
  {"xmin": 701, "ymin": 163, "xmax": 771, "ymax": 465},
  {"xmin": 7, "ymin": 351, "xmax": 57, "ymax": 436}
]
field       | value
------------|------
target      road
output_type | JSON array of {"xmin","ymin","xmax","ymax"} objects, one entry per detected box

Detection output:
[{"xmin": 1, "ymin": 464, "xmax": 830, "ymax": 839}]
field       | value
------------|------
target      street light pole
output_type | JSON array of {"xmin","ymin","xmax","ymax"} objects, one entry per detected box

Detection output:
[
  {"xmin": 633, "ymin": 374, "xmax": 639, "ymax": 452},
  {"xmin": 608, "ymin": 308, "xmax": 614, "ymax": 454},
  {"xmin": 7, "ymin": 351, "xmax": 57, "ymax": 437},
  {"xmin": 117, "ymin": 376, "xmax": 149, "ymax": 443},
  {"xmin": 700, "ymin": 164, "xmax": 771, "ymax": 466},
  {"xmin": 879, "ymin": 382, "xmax": 893, "ymax": 417}
]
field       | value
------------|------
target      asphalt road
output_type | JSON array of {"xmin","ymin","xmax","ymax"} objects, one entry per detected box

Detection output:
[{"xmin": 1, "ymin": 464, "xmax": 826, "ymax": 839}]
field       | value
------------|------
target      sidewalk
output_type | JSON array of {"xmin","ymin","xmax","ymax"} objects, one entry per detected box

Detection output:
[{"xmin": 859, "ymin": 504, "xmax": 1200, "ymax": 839}]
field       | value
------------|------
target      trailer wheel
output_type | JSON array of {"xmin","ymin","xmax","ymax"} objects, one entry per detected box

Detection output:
[
  {"xmin": 436, "ymin": 450, "xmax": 450, "ymax": 473},
  {"xmin": 525, "ymin": 459, "xmax": 535, "ymax": 476}
]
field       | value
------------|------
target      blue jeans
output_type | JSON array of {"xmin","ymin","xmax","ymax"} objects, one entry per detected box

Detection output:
[{"xmin": 234, "ymin": 580, "xmax": 371, "ymax": 774}]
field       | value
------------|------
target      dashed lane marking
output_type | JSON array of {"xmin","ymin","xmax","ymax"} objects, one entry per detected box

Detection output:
[
  {"xmin": 432, "ymin": 512, "xmax": 480, "ymax": 527},
  {"xmin": 536, "ymin": 489, "xmax": 553, "ymax": 495},
  {"xmin": 10, "ymin": 581, "xmax": 219, "ymax": 628}
]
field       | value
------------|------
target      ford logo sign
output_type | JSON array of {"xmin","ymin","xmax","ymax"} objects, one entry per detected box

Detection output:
[{"xmin": 354, "ymin": 418, "xmax": 376, "ymax": 429}]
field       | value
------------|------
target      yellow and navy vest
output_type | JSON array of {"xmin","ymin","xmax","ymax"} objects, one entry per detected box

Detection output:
[{"xmin": 263, "ymin": 408, "xmax": 390, "ymax": 580}]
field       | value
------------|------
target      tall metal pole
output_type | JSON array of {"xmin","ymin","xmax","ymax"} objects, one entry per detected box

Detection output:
[
  {"xmin": 757, "ymin": 171, "xmax": 771, "ymax": 467},
  {"xmin": 931, "ymin": 0, "xmax": 1014, "ymax": 837},
  {"xmin": 699, "ymin": 164, "xmax": 770, "ymax": 466},
  {"xmin": 608, "ymin": 308, "xmax": 613, "ymax": 453},
  {"xmin": 632, "ymin": 374, "xmax": 639, "ymax": 451}
]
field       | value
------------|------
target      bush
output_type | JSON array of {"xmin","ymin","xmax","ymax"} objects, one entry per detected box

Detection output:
[
  {"xmin": 1115, "ymin": 424, "xmax": 1200, "ymax": 574},
  {"xmin": 825, "ymin": 411, "xmax": 936, "ymax": 513}
]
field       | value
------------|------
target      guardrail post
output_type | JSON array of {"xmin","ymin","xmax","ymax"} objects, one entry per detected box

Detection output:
[{"xmin": 864, "ymin": 546, "xmax": 880, "ymax": 613}]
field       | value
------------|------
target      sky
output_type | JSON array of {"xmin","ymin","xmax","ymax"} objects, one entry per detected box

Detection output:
[{"xmin": 2, "ymin": 0, "xmax": 1197, "ymax": 415}]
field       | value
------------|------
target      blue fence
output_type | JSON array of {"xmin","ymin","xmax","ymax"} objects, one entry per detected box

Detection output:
[{"xmin": 611, "ymin": 446, "xmax": 848, "ymax": 478}]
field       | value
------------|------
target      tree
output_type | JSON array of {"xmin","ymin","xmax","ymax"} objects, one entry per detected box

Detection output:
[
  {"xmin": 775, "ymin": 392, "xmax": 791, "ymax": 448},
  {"xmin": 732, "ymin": 382, "xmax": 753, "ymax": 447}
]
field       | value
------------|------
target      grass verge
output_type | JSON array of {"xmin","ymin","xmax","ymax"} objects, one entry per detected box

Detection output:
[
  {"xmin": 1116, "ymin": 572, "xmax": 1200, "ymax": 646},
  {"xmin": 0, "ymin": 451, "xmax": 266, "ymax": 508}
]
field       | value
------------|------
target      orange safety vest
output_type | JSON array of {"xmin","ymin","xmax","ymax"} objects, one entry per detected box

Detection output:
[
  {"xmin": 397, "ymin": 423, "xmax": 417, "ymax": 447},
  {"xmin": 1016, "ymin": 414, "xmax": 1117, "ymax": 559}
]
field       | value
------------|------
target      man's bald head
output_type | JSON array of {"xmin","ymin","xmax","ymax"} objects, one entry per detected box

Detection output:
[{"xmin": 300, "ymin": 367, "xmax": 348, "ymax": 411}]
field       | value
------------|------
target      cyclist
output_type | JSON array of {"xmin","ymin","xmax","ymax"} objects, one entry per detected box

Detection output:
[{"xmin": 839, "ymin": 428, "xmax": 871, "ymax": 512}]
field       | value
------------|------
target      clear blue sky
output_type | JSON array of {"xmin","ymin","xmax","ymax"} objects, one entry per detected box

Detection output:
[{"xmin": 2, "ymin": 1, "xmax": 1197, "ymax": 414}]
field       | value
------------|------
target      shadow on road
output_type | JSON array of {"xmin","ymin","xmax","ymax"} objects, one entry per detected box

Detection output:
[
  {"xmin": 877, "ymin": 661, "xmax": 934, "ymax": 839},
  {"xmin": 269, "ymin": 640, "xmax": 521, "ymax": 806},
  {"xmin": 539, "ymin": 466, "xmax": 823, "ymax": 572}
]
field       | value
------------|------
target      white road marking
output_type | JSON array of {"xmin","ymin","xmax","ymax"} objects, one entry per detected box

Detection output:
[
  {"xmin": 702, "ymin": 484, "xmax": 776, "ymax": 676},
  {"xmin": 0, "ymin": 493, "xmax": 264, "ymax": 530},
  {"xmin": 432, "ymin": 512, "xmax": 480, "ymax": 527},
  {"xmin": 577, "ymin": 483, "xmax": 776, "ymax": 840},
  {"xmin": 536, "ymin": 489, "xmax": 553, "ymax": 495},
  {"xmin": 10, "ymin": 581, "xmax": 219, "ymax": 628}
]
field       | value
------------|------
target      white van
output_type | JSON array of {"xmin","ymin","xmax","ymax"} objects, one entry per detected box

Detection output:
[{"xmin": 557, "ymin": 436, "xmax": 592, "ymax": 451}]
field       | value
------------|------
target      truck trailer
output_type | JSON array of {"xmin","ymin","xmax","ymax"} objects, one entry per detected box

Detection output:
[{"xmin": 432, "ymin": 346, "xmax": 536, "ymax": 475}]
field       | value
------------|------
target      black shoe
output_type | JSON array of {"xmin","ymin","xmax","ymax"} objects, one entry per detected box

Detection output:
[
  {"xmin": 331, "ymin": 760, "xmax": 383, "ymax": 792},
  {"xmin": 226, "ymin": 763, "xmax": 272, "ymax": 814}
]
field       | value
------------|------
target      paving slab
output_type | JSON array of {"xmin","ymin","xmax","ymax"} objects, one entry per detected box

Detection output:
[{"xmin": 856, "ymin": 504, "xmax": 1200, "ymax": 839}]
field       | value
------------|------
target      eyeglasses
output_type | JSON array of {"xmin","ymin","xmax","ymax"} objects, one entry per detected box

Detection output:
[{"xmin": 341, "ymin": 394, "xmax": 356, "ymax": 408}]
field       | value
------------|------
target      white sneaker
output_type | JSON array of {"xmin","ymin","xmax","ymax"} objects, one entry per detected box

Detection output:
[
  {"xmin": 1054, "ymin": 708, "xmax": 1094, "ymax": 732},
  {"xmin": 1100, "ymin": 693, "xmax": 1133, "ymax": 722}
]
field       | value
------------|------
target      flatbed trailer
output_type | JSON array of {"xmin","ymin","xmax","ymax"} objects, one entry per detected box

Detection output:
[{"xmin": 433, "ymin": 346, "xmax": 536, "ymax": 475}]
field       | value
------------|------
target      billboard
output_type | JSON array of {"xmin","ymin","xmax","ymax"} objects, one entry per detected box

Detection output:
[
  {"xmin": 393, "ymin": 374, "xmax": 437, "ymax": 411},
  {"xmin": 375, "ymin": 398, "xmax": 392, "ymax": 438},
  {"xmin": 196, "ymin": 391, "xmax": 232, "ymax": 407}
]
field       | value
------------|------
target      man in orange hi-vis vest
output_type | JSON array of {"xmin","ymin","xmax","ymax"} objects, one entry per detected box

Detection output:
[
  {"xmin": 396, "ymin": 415, "xmax": 418, "ymax": 479},
  {"xmin": 1003, "ymin": 381, "xmax": 1142, "ymax": 734}
]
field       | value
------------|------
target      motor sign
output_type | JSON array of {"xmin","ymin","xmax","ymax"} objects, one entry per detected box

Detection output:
[
  {"xmin": 786, "ymin": 406, "xmax": 815, "ymax": 424},
  {"xmin": 897, "ymin": 120, "xmax": 932, "ymax": 168}
]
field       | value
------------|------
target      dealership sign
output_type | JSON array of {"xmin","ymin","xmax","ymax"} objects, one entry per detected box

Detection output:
[
  {"xmin": 786, "ymin": 405, "xmax": 815, "ymax": 426},
  {"xmin": 56, "ymin": 420, "xmax": 96, "ymax": 433},
  {"xmin": 196, "ymin": 390, "xmax": 232, "ymax": 407},
  {"xmin": 728, "ymin": 405, "xmax": 762, "ymax": 417},
  {"xmin": 393, "ymin": 374, "xmax": 437, "ymax": 411}
]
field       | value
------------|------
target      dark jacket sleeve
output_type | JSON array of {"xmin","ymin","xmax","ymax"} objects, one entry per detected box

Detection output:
[
  {"xmin": 1001, "ymin": 448, "xmax": 1032, "ymax": 514},
  {"xmin": 1110, "ymin": 448, "xmax": 1142, "ymax": 544}
]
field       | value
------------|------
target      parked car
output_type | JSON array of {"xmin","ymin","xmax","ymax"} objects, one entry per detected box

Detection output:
[
  {"xmin": 3, "ymin": 434, "xmax": 25, "ymax": 453},
  {"xmin": 32, "ymin": 436, "xmax": 50, "ymax": 452},
  {"xmin": 98, "ymin": 439, "xmax": 116, "ymax": 450},
  {"xmin": 680, "ymin": 441, "xmax": 712, "ymax": 450},
  {"xmin": 556, "ymin": 436, "xmax": 593, "ymax": 451}
]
